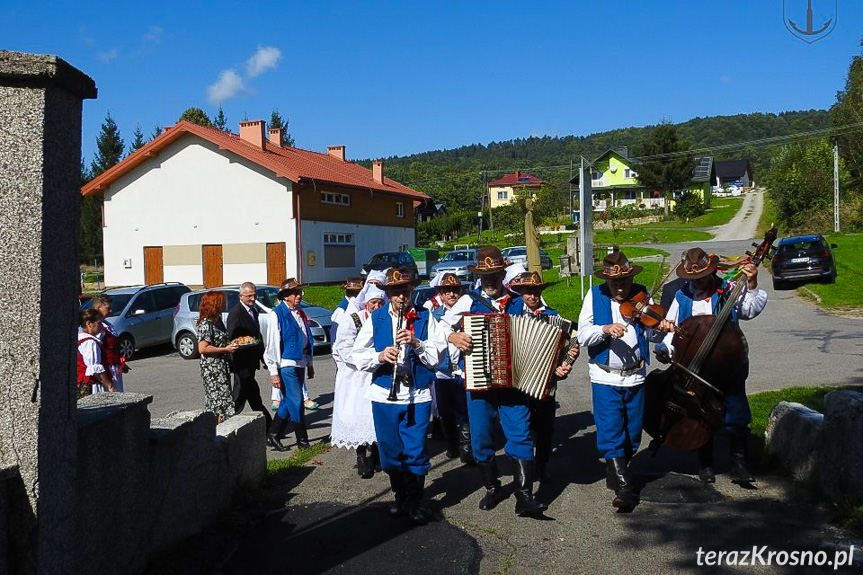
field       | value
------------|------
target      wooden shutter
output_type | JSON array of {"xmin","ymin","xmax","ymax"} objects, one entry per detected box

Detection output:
[
  {"xmin": 143, "ymin": 246, "xmax": 164, "ymax": 285},
  {"xmin": 266, "ymin": 242, "xmax": 287, "ymax": 286},
  {"xmin": 202, "ymin": 245, "xmax": 223, "ymax": 288}
]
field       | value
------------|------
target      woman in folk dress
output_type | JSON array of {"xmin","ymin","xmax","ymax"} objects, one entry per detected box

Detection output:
[{"xmin": 331, "ymin": 282, "xmax": 387, "ymax": 478}]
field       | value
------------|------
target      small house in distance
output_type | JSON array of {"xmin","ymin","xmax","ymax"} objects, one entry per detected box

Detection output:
[
  {"xmin": 714, "ymin": 160, "xmax": 754, "ymax": 190},
  {"xmin": 488, "ymin": 170, "xmax": 546, "ymax": 208},
  {"xmin": 81, "ymin": 120, "xmax": 428, "ymax": 287}
]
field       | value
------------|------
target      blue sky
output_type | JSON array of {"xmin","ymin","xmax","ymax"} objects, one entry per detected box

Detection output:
[{"xmin": 4, "ymin": 1, "xmax": 862, "ymax": 165}]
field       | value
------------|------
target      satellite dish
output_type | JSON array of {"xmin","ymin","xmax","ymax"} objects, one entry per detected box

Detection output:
[{"xmin": 609, "ymin": 165, "xmax": 617, "ymax": 173}]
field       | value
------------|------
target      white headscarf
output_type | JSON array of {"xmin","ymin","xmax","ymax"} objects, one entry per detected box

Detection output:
[
  {"xmin": 503, "ymin": 262, "xmax": 527, "ymax": 287},
  {"xmin": 429, "ymin": 273, "xmax": 443, "ymax": 288},
  {"xmin": 355, "ymin": 283, "xmax": 387, "ymax": 311},
  {"xmin": 366, "ymin": 269, "xmax": 387, "ymax": 286}
]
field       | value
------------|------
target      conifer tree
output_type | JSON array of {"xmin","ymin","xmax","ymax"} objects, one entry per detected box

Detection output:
[
  {"xmin": 633, "ymin": 121, "xmax": 696, "ymax": 218},
  {"xmin": 213, "ymin": 106, "xmax": 228, "ymax": 131},
  {"xmin": 152, "ymin": 124, "xmax": 162, "ymax": 139},
  {"xmin": 91, "ymin": 111, "xmax": 125, "ymax": 178},
  {"xmin": 129, "ymin": 124, "xmax": 145, "ymax": 154}
]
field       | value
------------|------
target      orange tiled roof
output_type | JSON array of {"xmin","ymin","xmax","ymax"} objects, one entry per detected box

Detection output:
[
  {"xmin": 81, "ymin": 120, "xmax": 428, "ymax": 201},
  {"xmin": 488, "ymin": 170, "xmax": 546, "ymax": 187}
]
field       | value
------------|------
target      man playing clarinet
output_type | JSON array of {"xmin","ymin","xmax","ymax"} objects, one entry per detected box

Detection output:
[{"xmin": 352, "ymin": 267, "xmax": 443, "ymax": 522}]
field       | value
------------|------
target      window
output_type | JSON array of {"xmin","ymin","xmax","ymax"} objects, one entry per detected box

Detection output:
[
  {"xmin": 497, "ymin": 191, "xmax": 508, "ymax": 200},
  {"xmin": 396, "ymin": 202, "xmax": 405, "ymax": 218},
  {"xmin": 321, "ymin": 191, "xmax": 350, "ymax": 206},
  {"xmin": 621, "ymin": 190, "xmax": 637, "ymax": 200},
  {"xmin": 592, "ymin": 171, "xmax": 604, "ymax": 180},
  {"xmin": 324, "ymin": 232, "xmax": 355, "ymax": 268},
  {"xmin": 127, "ymin": 292, "xmax": 157, "ymax": 316},
  {"xmin": 153, "ymin": 287, "xmax": 183, "ymax": 311},
  {"xmin": 624, "ymin": 169, "xmax": 638, "ymax": 179}
]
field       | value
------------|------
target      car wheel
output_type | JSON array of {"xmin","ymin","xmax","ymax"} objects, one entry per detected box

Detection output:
[
  {"xmin": 118, "ymin": 334, "xmax": 135, "ymax": 361},
  {"xmin": 176, "ymin": 331, "xmax": 200, "ymax": 360},
  {"xmin": 772, "ymin": 278, "xmax": 785, "ymax": 290}
]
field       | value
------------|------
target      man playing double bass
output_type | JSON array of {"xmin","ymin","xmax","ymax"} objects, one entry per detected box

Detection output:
[{"xmin": 656, "ymin": 247, "xmax": 768, "ymax": 485}]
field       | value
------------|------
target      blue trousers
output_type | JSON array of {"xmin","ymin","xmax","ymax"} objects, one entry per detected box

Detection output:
[
  {"xmin": 592, "ymin": 383, "xmax": 644, "ymax": 460},
  {"xmin": 371, "ymin": 401, "xmax": 432, "ymax": 475},
  {"xmin": 277, "ymin": 366, "xmax": 305, "ymax": 424},
  {"xmin": 724, "ymin": 363, "xmax": 751, "ymax": 436},
  {"xmin": 467, "ymin": 388, "xmax": 533, "ymax": 462},
  {"xmin": 434, "ymin": 376, "xmax": 469, "ymax": 424}
]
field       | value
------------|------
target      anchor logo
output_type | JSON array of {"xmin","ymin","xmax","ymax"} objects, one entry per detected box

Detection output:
[{"xmin": 783, "ymin": 0, "xmax": 837, "ymax": 43}]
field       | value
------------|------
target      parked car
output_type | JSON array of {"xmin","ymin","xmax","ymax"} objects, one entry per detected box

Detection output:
[
  {"xmin": 360, "ymin": 251, "xmax": 418, "ymax": 279},
  {"xmin": 406, "ymin": 247, "xmax": 439, "ymax": 278},
  {"xmin": 411, "ymin": 284, "xmax": 436, "ymax": 309},
  {"xmin": 171, "ymin": 285, "xmax": 333, "ymax": 360},
  {"xmin": 771, "ymin": 234, "xmax": 837, "ymax": 289},
  {"xmin": 429, "ymin": 248, "xmax": 478, "ymax": 282},
  {"xmin": 80, "ymin": 283, "xmax": 191, "ymax": 360},
  {"xmin": 500, "ymin": 246, "xmax": 553, "ymax": 270}
]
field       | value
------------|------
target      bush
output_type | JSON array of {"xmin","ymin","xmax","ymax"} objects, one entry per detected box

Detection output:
[{"xmin": 674, "ymin": 191, "xmax": 706, "ymax": 220}]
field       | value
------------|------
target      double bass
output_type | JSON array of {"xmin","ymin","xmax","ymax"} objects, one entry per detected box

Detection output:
[{"xmin": 643, "ymin": 228, "xmax": 777, "ymax": 453}]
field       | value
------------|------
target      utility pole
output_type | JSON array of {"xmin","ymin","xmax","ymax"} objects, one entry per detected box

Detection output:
[
  {"xmin": 833, "ymin": 141, "xmax": 840, "ymax": 232},
  {"xmin": 485, "ymin": 171, "xmax": 494, "ymax": 239}
]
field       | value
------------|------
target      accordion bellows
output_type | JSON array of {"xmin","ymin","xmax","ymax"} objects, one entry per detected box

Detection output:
[{"xmin": 463, "ymin": 313, "xmax": 568, "ymax": 399}]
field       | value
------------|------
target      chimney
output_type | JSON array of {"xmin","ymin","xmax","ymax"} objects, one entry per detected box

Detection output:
[
  {"xmin": 327, "ymin": 145, "xmax": 346, "ymax": 161},
  {"xmin": 268, "ymin": 128, "xmax": 283, "ymax": 146},
  {"xmin": 372, "ymin": 160, "xmax": 384, "ymax": 184},
  {"xmin": 239, "ymin": 120, "xmax": 266, "ymax": 149}
]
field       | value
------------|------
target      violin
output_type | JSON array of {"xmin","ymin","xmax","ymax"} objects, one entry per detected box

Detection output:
[{"xmin": 619, "ymin": 291, "xmax": 667, "ymax": 329}]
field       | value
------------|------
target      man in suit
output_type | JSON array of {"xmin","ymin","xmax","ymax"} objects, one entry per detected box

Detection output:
[{"xmin": 227, "ymin": 281, "xmax": 272, "ymax": 433}]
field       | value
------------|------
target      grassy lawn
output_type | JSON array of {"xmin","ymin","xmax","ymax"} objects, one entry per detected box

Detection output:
[
  {"xmin": 266, "ymin": 442, "xmax": 332, "ymax": 484},
  {"xmin": 595, "ymin": 228, "xmax": 711, "ymax": 244},
  {"xmin": 642, "ymin": 197, "xmax": 744, "ymax": 229},
  {"xmin": 302, "ymin": 284, "xmax": 345, "ymax": 310},
  {"xmin": 748, "ymin": 384, "xmax": 863, "ymax": 439},
  {"xmin": 757, "ymin": 191, "xmax": 779, "ymax": 237},
  {"xmin": 793, "ymin": 233, "xmax": 863, "ymax": 309}
]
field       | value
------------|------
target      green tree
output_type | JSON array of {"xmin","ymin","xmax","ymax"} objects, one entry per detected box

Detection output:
[
  {"xmin": 213, "ymin": 106, "xmax": 228, "ymax": 131},
  {"xmin": 830, "ymin": 36, "xmax": 863, "ymax": 189},
  {"xmin": 91, "ymin": 111, "xmax": 124, "ymax": 177},
  {"xmin": 269, "ymin": 109, "xmax": 295, "ymax": 146},
  {"xmin": 129, "ymin": 124, "xmax": 145, "ymax": 154},
  {"xmin": 179, "ymin": 107, "xmax": 213, "ymax": 127},
  {"xmin": 83, "ymin": 112, "xmax": 125, "ymax": 263},
  {"xmin": 151, "ymin": 124, "xmax": 162, "ymax": 139},
  {"xmin": 633, "ymin": 122, "xmax": 697, "ymax": 218}
]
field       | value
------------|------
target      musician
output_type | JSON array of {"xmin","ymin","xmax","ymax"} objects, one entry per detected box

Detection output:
[
  {"xmin": 441, "ymin": 246, "xmax": 548, "ymax": 517},
  {"xmin": 656, "ymin": 247, "xmax": 767, "ymax": 485},
  {"xmin": 427, "ymin": 273, "xmax": 475, "ymax": 465},
  {"xmin": 351, "ymin": 267, "xmax": 443, "ymax": 522},
  {"xmin": 509, "ymin": 271, "xmax": 579, "ymax": 484},
  {"xmin": 577, "ymin": 251, "xmax": 673, "ymax": 512}
]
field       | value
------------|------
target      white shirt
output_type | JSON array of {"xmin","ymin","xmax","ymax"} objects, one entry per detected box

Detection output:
[
  {"xmin": 662, "ymin": 280, "xmax": 768, "ymax": 358},
  {"xmin": 577, "ymin": 289, "xmax": 663, "ymax": 387},
  {"xmin": 78, "ymin": 332, "xmax": 105, "ymax": 377},
  {"xmin": 263, "ymin": 303, "xmax": 314, "ymax": 375},
  {"xmin": 427, "ymin": 303, "xmax": 463, "ymax": 379},
  {"xmin": 351, "ymin": 303, "xmax": 443, "ymax": 405}
]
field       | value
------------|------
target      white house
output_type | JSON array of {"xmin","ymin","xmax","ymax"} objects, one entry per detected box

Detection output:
[{"xmin": 82, "ymin": 120, "xmax": 427, "ymax": 287}]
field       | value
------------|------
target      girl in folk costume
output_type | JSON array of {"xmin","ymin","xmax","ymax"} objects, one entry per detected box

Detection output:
[
  {"xmin": 657, "ymin": 248, "xmax": 767, "ymax": 485},
  {"xmin": 577, "ymin": 252, "xmax": 674, "ymax": 512},
  {"xmin": 508, "ymin": 272, "xmax": 578, "ymax": 484},
  {"xmin": 331, "ymin": 282, "xmax": 387, "ymax": 478},
  {"xmin": 352, "ymin": 267, "xmax": 444, "ymax": 523},
  {"xmin": 77, "ymin": 309, "xmax": 116, "ymax": 399},
  {"xmin": 90, "ymin": 294, "xmax": 127, "ymax": 392}
]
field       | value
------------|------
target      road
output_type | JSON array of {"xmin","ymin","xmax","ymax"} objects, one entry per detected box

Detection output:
[{"xmin": 127, "ymin": 192, "xmax": 862, "ymax": 573}]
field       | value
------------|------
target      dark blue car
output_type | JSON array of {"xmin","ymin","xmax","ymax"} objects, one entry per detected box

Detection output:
[{"xmin": 771, "ymin": 234, "xmax": 837, "ymax": 289}]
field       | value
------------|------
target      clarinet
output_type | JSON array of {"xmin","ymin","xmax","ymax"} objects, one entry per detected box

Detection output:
[{"xmin": 386, "ymin": 306, "xmax": 404, "ymax": 402}]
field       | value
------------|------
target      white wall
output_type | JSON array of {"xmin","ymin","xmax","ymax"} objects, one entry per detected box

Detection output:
[
  {"xmin": 300, "ymin": 220, "xmax": 414, "ymax": 283},
  {"xmin": 102, "ymin": 137, "xmax": 298, "ymax": 286}
]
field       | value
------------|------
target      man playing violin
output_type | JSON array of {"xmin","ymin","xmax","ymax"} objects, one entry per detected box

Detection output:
[
  {"xmin": 656, "ymin": 247, "xmax": 767, "ymax": 485},
  {"xmin": 577, "ymin": 251, "xmax": 674, "ymax": 512}
]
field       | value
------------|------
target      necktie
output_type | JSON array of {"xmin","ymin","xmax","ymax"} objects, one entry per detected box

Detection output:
[{"xmin": 405, "ymin": 308, "xmax": 419, "ymax": 334}]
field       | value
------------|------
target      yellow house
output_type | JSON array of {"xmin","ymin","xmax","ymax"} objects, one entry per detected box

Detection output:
[{"xmin": 488, "ymin": 170, "xmax": 546, "ymax": 209}]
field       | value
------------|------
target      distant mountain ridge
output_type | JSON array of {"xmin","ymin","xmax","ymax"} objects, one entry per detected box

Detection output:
[{"xmin": 362, "ymin": 109, "xmax": 830, "ymax": 211}]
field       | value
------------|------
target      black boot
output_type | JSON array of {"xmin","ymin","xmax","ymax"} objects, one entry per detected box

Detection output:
[
  {"xmin": 607, "ymin": 458, "xmax": 636, "ymax": 511},
  {"xmin": 477, "ymin": 460, "xmax": 507, "ymax": 511},
  {"xmin": 442, "ymin": 415, "xmax": 459, "ymax": 459},
  {"xmin": 370, "ymin": 442, "xmax": 382, "ymax": 473},
  {"xmin": 293, "ymin": 421, "xmax": 311, "ymax": 450},
  {"xmin": 697, "ymin": 439, "xmax": 716, "ymax": 483},
  {"xmin": 404, "ymin": 473, "xmax": 428, "ymax": 523},
  {"xmin": 534, "ymin": 430, "xmax": 553, "ymax": 484},
  {"xmin": 729, "ymin": 433, "xmax": 756, "ymax": 484},
  {"xmin": 356, "ymin": 445, "xmax": 374, "ymax": 479},
  {"xmin": 430, "ymin": 417, "xmax": 446, "ymax": 440},
  {"xmin": 388, "ymin": 472, "xmax": 406, "ymax": 516},
  {"xmin": 513, "ymin": 459, "xmax": 548, "ymax": 517},
  {"xmin": 458, "ymin": 421, "xmax": 476, "ymax": 466},
  {"xmin": 267, "ymin": 416, "xmax": 289, "ymax": 451}
]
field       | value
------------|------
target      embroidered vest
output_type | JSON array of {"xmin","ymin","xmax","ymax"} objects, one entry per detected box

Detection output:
[
  {"xmin": 588, "ymin": 284, "xmax": 650, "ymax": 366},
  {"xmin": 101, "ymin": 322, "xmax": 121, "ymax": 367},
  {"xmin": 675, "ymin": 281, "xmax": 739, "ymax": 324},
  {"xmin": 370, "ymin": 306, "xmax": 435, "ymax": 391},
  {"xmin": 274, "ymin": 303, "xmax": 313, "ymax": 360},
  {"xmin": 77, "ymin": 334, "xmax": 104, "ymax": 383}
]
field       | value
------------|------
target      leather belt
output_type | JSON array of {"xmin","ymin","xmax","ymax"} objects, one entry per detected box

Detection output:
[{"xmin": 593, "ymin": 359, "xmax": 644, "ymax": 377}]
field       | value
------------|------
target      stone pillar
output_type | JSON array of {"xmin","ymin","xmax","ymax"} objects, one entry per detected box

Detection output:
[{"xmin": 0, "ymin": 51, "xmax": 96, "ymax": 574}]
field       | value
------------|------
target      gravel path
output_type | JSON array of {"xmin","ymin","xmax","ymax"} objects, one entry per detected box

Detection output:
[{"xmin": 709, "ymin": 189, "xmax": 764, "ymax": 241}]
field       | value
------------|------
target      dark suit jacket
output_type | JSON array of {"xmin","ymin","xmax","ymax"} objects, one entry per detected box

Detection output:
[
  {"xmin": 227, "ymin": 302, "xmax": 264, "ymax": 378},
  {"xmin": 660, "ymin": 277, "xmax": 687, "ymax": 312}
]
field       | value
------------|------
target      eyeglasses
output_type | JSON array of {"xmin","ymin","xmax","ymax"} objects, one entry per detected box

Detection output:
[{"xmin": 240, "ymin": 293, "xmax": 256, "ymax": 299}]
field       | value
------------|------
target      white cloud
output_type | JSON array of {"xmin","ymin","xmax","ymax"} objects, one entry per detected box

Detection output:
[
  {"xmin": 142, "ymin": 25, "xmax": 165, "ymax": 45},
  {"xmin": 207, "ymin": 69, "xmax": 245, "ymax": 104},
  {"xmin": 98, "ymin": 49, "xmax": 118, "ymax": 63},
  {"xmin": 79, "ymin": 25, "xmax": 96, "ymax": 47},
  {"xmin": 246, "ymin": 46, "xmax": 282, "ymax": 78},
  {"xmin": 720, "ymin": 75, "xmax": 733, "ymax": 84}
]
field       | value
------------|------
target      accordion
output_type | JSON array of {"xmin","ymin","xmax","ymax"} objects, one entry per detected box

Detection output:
[{"xmin": 463, "ymin": 313, "xmax": 570, "ymax": 399}]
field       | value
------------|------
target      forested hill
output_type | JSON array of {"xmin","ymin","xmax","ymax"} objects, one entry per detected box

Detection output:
[{"xmin": 366, "ymin": 110, "xmax": 829, "ymax": 211}]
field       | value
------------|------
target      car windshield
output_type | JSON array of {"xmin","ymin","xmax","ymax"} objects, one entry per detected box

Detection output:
[
  {"xmin": 256, "ymin": 287, "xmax": 279, "ymax": 309},
  {"xmin": 777, "ymin": 240, "xmax": 826, "ymax": 256},
  {"xmin": 80, "ymin": 293, "xmax": 134, "ymax": 316},
  {"xmin": 441, "ymin": 252, "xmax": 472, "ymax": 262},
  {"xmin": 509, "ymin": 248, "xmax": 527, "ymax": 256},
  {"xmin": 369, "ymin": 253, "xmax": 399, "ymax": 265}
]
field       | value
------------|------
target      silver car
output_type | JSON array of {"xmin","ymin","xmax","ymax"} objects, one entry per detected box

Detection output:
[
  {"xmin": 429, "ymin": 249, "xmax": 478, "ymax": 282},
  {"xmin": 171, "ymin": 285, "xmax": 332, "ymax": 360},
  {"xmin": 81, "ymin": 283, "xmax": 192, "ymax": 360},
  {"xmin": 501, "ymin": 246, "xmax": 553, "ymax": 270}
]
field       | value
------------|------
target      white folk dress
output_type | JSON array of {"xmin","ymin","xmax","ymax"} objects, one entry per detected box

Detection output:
[{"xmin": 330, "ymin": 309, "xmax": 377, "ymax": 449}]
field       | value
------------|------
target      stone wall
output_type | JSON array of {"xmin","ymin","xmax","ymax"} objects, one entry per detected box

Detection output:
[
  {"xmin": 0, "ymin": 464, "xmax": 17, "ymax": 575},
  {"xmin": 74, "ymin": 394, "xmax": 266, "ymax": 574},
  {"xmin": 593, "ymin": 215, "xmax": 663, "ymax": 230}
]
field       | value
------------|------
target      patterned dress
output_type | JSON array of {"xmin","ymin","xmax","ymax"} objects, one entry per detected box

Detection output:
[{"xmin": 198, "ymin": 318, "xmax": 235, "ymax": 419}]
